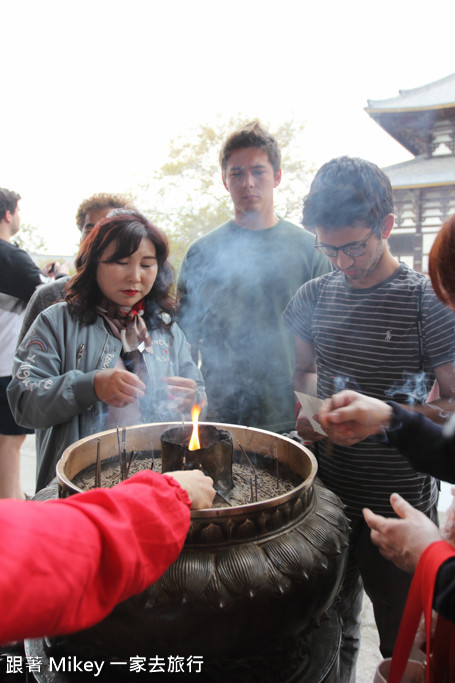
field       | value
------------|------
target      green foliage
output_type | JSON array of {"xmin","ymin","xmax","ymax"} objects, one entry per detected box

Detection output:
[
  {"xmin": 14, "ymin": 223, "xmax": 46, "ymax": 252},
  {"xmin": 139, "ymin": 116, "xmax": 315, "ymax": 271}
]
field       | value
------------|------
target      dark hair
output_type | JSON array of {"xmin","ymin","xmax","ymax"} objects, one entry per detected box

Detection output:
[
  {"xmin": 0, "ymin": 188, "xmax": 21, "ymax": 221},
  {"xmin": 66, "ymin": 210, "xmax": 176, "ymax": 327},
  {"xmin": 429, "ymin": 214, "xmax": 455, "ymax": 308},
  {"xmin": 75, "ymin": 192, "xmax": 134, "ymax": 231},
  {"xmin": 220, "ymin": 120, "xmax": 281, "ymax": 174},
  {"xmin": 302, "ymin": 156, "xmax": 394, "ymax": 233}
]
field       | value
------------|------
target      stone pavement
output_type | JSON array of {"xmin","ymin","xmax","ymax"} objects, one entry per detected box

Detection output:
[
  {"xmin": 358, "ymin": 596, "xmax": 382, "ymax": 679},
  {"xmin": 20, "ymin": 433, "xmax": 37, "ymax": 498}
]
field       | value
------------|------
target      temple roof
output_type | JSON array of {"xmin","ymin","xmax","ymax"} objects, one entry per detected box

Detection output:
[
  {"xmin": 384, "ymin": 155, "xmax": 455, "ymax": 189},
  {"xmin": 366, "ymin": 73, "xmax": 455, "ymax": 112},
  {"xmin": 366, "ymin": 74, "xmax": 455, "ymax": 156}
]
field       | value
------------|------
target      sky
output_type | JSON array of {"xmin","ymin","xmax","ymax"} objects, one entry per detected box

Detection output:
[{"xmin": 2, "ymin": 0, "xmax": 455, "ymax": 255}]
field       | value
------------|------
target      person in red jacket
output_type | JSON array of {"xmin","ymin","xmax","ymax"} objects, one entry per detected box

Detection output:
[{"xmin": 0, "ymin": 468, "xmax": 215, "ymax": 645}]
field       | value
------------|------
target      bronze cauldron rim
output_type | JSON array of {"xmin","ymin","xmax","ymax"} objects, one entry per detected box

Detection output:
[{"xmin": 56, "ymin": 421, "xmax": 318, "ymax": 519}]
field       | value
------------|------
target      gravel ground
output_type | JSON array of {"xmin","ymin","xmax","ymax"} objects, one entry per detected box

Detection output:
[{"xmin": 357, "ymin": 594, "xmax": 382, "ymax": 680}]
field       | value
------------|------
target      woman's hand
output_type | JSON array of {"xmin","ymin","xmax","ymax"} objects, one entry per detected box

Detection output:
[
  {"xmin": 318, "ymin": 390, "xmax": 393, "ymax": 446},
  {"xmin": 363, "ymin": 493, "xmax": 442, "ymax": 573},
  {"xmin": 94, "ymin": 369, "xmax": 146, "ymax": 407},
  {"xmin": 162, "ymin": 376, "xmax": 198, "ymax": 412},
  {"xmin": 165, "ymin": 469, "xmax": 216, "ymax": 509}
]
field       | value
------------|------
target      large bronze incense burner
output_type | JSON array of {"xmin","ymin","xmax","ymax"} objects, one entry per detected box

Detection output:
[{"xmin": 49, "ymin": 421, "xmax": 349, "ymax": 681}]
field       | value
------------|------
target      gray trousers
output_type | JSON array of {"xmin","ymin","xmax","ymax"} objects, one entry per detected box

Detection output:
[{"xmin": 337, "ymin": 504, "xmax": 438, "ymax": 683}]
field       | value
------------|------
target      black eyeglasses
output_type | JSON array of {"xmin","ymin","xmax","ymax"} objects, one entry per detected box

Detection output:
[{"xmin": 314, "ymin": 228, "xmax": 376, "ymax": 258}]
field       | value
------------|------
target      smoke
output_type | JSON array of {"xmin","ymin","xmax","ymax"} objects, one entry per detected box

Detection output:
[
  {"xmin": 385, "ymin": 371, "xmax": 431, "ymax": 406},
  {"xmin": 330, "ymin": 371, "xmax": 454, "ymax": 437},
  {"xmin": 331, "ymin": 375, "xmax": 362, "ymax": 393},
  {"xmin": 386, "ymin": 370, "xmax": 455, "ymax": 425},
  {"xmin": 176, "ymin": 229, "xmax": 311, "ymax": 428}
]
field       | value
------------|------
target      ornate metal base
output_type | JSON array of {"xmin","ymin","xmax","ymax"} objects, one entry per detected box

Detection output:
[
  {"xmin": 31, "ymin": 424, "xmax": 347, "ymax": 683},
  {"xmin": 25, "ymin": 609, "xmax": 341, "ymax": 683}
]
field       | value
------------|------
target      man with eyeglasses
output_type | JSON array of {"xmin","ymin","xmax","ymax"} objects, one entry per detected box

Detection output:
[{"xmin": 282, "ymin": 156, "xmax": 455, "ymax": 682}]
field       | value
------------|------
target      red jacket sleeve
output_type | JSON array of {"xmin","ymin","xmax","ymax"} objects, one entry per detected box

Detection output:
[{"xmin": 0, "ymin": 470, "xmax": 191, "ymax": 644}]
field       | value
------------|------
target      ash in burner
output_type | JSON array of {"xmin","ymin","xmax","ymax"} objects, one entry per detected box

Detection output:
[{"xmin": 72, "ymin": 449, "xmax": 301, "ymax": 507}]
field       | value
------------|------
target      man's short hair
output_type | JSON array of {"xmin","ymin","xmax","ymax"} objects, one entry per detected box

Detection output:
[
  {"xmin": 75, "ymin": 192, "xmax": 134, "ymax": 231},
  {"xmin": 302, "ymin": 156, "xmax": 394, "ymax": 233},
  {"xmin": 0, "ymin": 188, "xmax": 21, "ymax": 221},
  {"xmin": 220, "ymin": 120, "xmax": 281, "ymax": 175}
]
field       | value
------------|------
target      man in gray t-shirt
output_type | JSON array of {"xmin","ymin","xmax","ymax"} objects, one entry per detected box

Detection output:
[{"xmin": 177, "ymin": 121, "xmax": 331, "ymax": 433}]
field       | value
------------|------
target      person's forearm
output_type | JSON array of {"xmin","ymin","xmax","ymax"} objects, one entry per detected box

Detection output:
[
  {"xmin": 399, "ymin": 397, "xmax": 455, "ymax": 425},
  {"xmin": 293, "ymin": 369, "xmax": 324, "ymax": 440},
  {"xmin": 0, "ymin": 470, "xmax": 191, "ymax": 644},
  {"xmin": 8, "ymin": 366, "xmax": 98, "ymax": 429},
  {"xmin": 293, "ymin": 369, "xmax": 318, "ymax": 397},
  {"xmin": 386, "ymin": 402, "xmax": 455, "ymax": 483}
]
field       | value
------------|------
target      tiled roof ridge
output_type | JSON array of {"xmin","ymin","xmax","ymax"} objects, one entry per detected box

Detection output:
[
  {"xmin": 366, "ymin": 73, "xmax": 455, "ymax": 111},
  {"xmin": 397, "ymin": 72, "xmax": 455, "ymax": 98}
]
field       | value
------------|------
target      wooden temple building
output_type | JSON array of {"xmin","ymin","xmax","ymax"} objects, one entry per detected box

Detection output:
[{"xmin": 366, "ymin": 73, "xmax": 455, "ymax": 273}]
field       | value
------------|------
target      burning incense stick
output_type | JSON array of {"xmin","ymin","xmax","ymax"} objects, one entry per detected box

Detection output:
[
  {"xmin": 274, "ymin": 447, "xmax": 279, "ymax": 491},
  {"xmin": 325, "ymin": 377, "xmax": 335, "ymax": 457},
  {"xmin": 236, "ymin": 440, "xmax": 260, "ymax": 502},
  {"xmin": 126, "ymin": 449, "xmax": 137, "ymax": 477},
  {"xmin": 236, "ymin": 441, "xmax": 257, "ymax": 475},
  {"xmin": 95, "ymin": 437, "xmax": 101, "ymax": 488},
  {"xmin": 116, "ymin": 426, "xmax": 122, "ymax": 470},
  {"xmin": 120, "ymin": 427, "xmax": 127, "ymax": 480}
]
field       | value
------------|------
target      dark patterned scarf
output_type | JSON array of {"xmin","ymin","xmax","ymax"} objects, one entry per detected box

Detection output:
[{"xmin": 97, "ymin": 298, "xmax": 154, "ymax": 381}]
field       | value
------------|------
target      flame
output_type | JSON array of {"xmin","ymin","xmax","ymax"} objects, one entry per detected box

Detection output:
[{"xmin": 188, "ymin": 404, "xmax": 202, "ymax": 451}]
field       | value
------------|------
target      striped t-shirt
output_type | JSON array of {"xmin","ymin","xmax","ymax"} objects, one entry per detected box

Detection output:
[{"xmin": 283, "ymin": 263, "xmax": 455, "ymax": 518}]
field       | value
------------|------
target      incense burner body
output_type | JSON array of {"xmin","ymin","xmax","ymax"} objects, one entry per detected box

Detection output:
[{"xmin": 55, "ymin": 423, "xmax": 349, "ymax": 662}]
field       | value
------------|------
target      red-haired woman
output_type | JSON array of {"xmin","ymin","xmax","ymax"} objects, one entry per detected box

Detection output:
[{"xmin": 8, "ymin": 210, "xmax": 206, "ymax": 491}]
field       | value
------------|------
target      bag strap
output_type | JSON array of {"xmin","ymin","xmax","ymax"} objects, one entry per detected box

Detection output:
[{"xmin": 387, "ymin": 541, "xmax": 455, "ymax": 683}]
